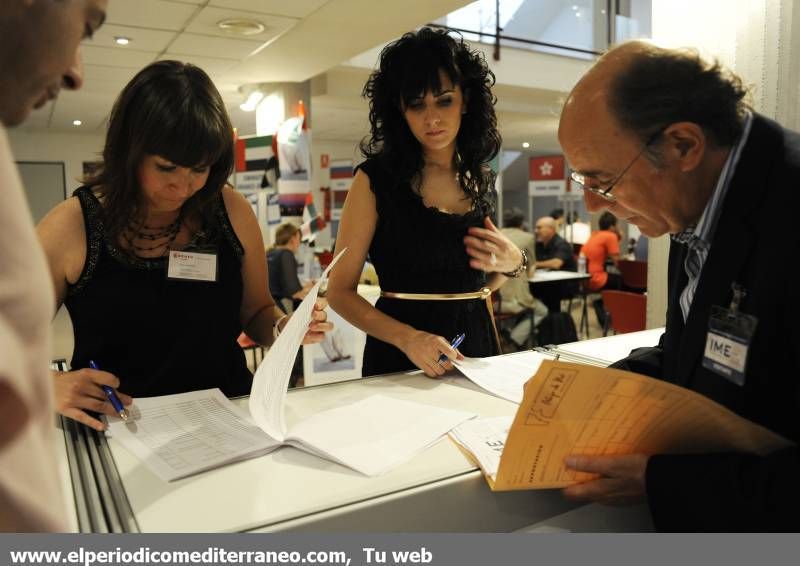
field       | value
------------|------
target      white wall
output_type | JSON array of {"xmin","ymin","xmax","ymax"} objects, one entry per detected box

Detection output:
[{"xmin": 8, "ymin": 130, "xmax": 104, "ymax": 199}]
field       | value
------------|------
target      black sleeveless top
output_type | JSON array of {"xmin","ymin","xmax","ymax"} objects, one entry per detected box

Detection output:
[
  {"xmin": 358, "ymin": 157, "xmax": 500, "ymax": 376},
  {"xmin": 64, "ymin": 187, "xmax": 251, "ymax": 398}
]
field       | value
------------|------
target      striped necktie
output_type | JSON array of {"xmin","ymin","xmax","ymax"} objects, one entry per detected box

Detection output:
[{"xmin": 673, "ymin": 233, "xmax": 708, "ymax": 321}]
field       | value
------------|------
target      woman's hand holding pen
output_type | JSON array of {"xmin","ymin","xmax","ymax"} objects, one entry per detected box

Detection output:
[
  {"xmin": 52, "ymin": 368, "xmax": 132, "ymax": 431},
  {"xmin": 300, "ymin": 298, "xmax": 334, "ymax": 345},
  {"xmin": 397, "ymin": 330, "xmax": 462, "ymax": 378},
  {"xmin": 464, "ymin": 217, "xmax": 523, "ymax": 274}
]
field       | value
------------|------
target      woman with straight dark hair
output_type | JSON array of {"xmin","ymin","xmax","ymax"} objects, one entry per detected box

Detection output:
[
  {"xmin": 328, "ymin": 28, "xmax": 528, "ymax": 377},
  {"xmin": 267, "ymin": 222, "xmax": 313, "ymax": 313},
  {"xmin": 37, "ymin": 61, "xmax": 330, "ymax": 431}
]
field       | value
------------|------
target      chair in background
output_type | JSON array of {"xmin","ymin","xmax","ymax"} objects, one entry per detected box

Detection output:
[
  {"xmin": 617, "ymin": 259, "xmax": 648, "ymax": 292},
  {"xmin": 237, "ymin": 332, "xmax": 265, "ymax": 371},
  {"xmin": 601, "ymin": 290, "xmax": 647, "ymax": 336},
  {"xmin": 491, "ymin": 290, "xmax": 536, "ymax": 352}
]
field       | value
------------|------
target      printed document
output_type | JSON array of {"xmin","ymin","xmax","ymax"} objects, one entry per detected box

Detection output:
[
  {"xmin": 106, "ymin": 389, "xmax": 279, "ymax": 481},
  {"xmin": 108, "ymin": 249, "xmax": 476, "ymax": 481},
  {"xmin": 459, "ymin": 360, "xmax": 791, "ymax": 490},
  {"xmin": 449, "ymin": 416, "xmax": 513, "ymax": 480},
  {"xmin": 453, "ymin": 350, "xmax": 549, "ymax": 404}
]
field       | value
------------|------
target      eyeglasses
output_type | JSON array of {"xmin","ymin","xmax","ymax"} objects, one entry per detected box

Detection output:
[{"xmin": 569, "ymin": 129, "xmax": 665, "ymax": 202}]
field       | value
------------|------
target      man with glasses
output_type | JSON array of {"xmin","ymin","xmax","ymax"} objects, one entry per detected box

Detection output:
[{"xmin": 556, "ymin": 40, "xmax": 800, "ymax": 531}]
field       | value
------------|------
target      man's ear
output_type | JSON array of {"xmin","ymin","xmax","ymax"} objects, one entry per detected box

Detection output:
[{"xmin": 662, "ymin": 122, "xmax": 707, "ymax": 172}]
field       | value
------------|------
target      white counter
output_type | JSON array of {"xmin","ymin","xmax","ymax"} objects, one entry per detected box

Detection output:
[{"xmin": 59, "ymin": 347, "xmax": 659, "ymax": 532}]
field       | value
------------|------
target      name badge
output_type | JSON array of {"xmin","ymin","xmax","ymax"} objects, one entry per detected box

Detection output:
[
  {"xmin": 701, "ymin": 284, "xmax": 757, "ymax": 386},
  {"xmin": 167, "ymin": 250, "xmax": 217, "ymax": 282}
]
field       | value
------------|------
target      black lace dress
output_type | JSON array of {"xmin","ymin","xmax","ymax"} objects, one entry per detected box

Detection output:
[
  {"xmin": 64, "ymin": 186, "xmax": 251, "ymax": 398},
  {"xmin": 357, "ymin": 158, "xmax": 500, "ymax": 376}
]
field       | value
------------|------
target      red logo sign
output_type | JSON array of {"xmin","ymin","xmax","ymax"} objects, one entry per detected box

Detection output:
[{"xmin": 529, "ymin": 156, "xmax": 565, "ymax": 180}]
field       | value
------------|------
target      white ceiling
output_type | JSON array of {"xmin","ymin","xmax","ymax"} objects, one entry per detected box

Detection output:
[{"xmin": 23, "ymin": 0, "xmax": 583, "ymax": 153}]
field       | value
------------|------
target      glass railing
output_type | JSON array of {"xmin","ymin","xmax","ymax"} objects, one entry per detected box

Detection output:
[{"xmin": 430, "ymin": 0, "xmax": 652, "ymax": 60}]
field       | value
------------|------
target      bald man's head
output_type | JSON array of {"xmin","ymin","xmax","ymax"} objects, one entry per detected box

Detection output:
[
  {"xmin": 534, "ymin": 216, "xmax": 557, "ymax": 244},
  {"xmin": 557, "ymin": 41, "xmax": 750, "ymax": 238},
  {"xmin": 560, "ymin": 40, "xmax": 748, "ymax": 152}
]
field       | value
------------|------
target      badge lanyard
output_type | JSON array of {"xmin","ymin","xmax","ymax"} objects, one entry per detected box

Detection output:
[{"xmin": 702, "ymin": 283, "xmax": 758, "ymax": 386}]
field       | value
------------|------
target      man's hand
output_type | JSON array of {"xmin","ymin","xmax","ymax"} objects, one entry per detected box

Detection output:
[{"xmin": 562, "ymin": 453, "xmax": 649, "ymax": 506}]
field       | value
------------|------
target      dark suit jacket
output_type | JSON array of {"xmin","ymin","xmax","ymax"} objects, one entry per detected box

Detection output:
[{"xmin": 613, "ymin": 114, "xmax": 800, "ymax": 531}]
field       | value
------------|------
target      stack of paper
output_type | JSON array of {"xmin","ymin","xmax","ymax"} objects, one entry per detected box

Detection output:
[
  {"xmin": 453, "ymin": 350, "xmax": 549, "ymax": 404},
  {"xmin": 449, "ymin": 416, "xmax": 513, "ymax": 481}
]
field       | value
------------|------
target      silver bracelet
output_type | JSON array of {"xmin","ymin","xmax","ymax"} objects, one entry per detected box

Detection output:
[
  {"xmin": 273, "ymin": 314, "xmax": 289, "ymax": 340},
  {"xmin": 502, "ymin": 248, "xmax": 529, "ymax": 278}
]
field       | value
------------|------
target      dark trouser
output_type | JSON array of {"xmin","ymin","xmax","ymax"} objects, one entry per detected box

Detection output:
[{"xmin": 533, "ymin": 281, "xmax": 579, "ymax": 313}]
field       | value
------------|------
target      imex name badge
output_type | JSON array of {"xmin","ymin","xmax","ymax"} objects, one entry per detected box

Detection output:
[
  {"xmin": 167, "ymin": 250, "xmax": 218, "ymax": 282},
  {"xmin": 702, "ymin": 284, "xmax": 757, "ymax": 386}
]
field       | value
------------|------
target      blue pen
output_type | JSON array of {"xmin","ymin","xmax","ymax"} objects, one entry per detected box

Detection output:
[
  {"xmin": 89, "ymin": 360, "xmax": 129, "ymax": 421},
  {"xmin": 438, "ymin": 333, "xmax": 466, "ymax": 364}
]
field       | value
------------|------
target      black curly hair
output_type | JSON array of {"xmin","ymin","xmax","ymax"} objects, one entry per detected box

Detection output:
[{"xmin": 360, "ymin": 27, "xmax": 502, "ymax": 202}]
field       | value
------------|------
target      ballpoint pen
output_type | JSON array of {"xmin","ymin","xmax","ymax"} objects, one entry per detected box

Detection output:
[
  {"xmin": 88, "ymin": 360, "xmax": 129, "ymax": 421},
  {"xmin": 438, "ymin": 333, "xmax": 466, "ymax": 364}
]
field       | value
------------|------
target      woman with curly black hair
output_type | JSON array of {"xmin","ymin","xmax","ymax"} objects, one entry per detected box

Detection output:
[{"xmin": 328, "ymin": 28, "xmax": 528, "ymax": 377}]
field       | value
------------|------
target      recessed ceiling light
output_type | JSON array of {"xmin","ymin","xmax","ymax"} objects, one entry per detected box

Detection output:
[
  {"xmin": 217, "ymin": 19, "xmax": 265, "ymax": 36},
  {"xmin": 522, "ymin": 142, "xmax": 530, "ymax": 148},
  {"xmin": 115, "ymin": 36, "xmax": 131, "ymax": 45},
  {"xmin": 72, "ymin": 120, "xmax": 82, "ymax": 126}
]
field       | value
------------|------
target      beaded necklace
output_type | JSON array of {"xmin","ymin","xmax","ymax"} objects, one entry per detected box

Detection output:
[{"xmin": 124, "ymin": 214, "xmax": 182, "ymax": 257}]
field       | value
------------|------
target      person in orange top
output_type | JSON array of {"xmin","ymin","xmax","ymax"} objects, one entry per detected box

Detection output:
[{"xmin": 580, "ymin": 211, "xmax": 622, "ymax": 292}]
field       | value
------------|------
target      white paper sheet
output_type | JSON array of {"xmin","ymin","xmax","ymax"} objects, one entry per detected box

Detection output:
[
  {"xmin": 449, "ymin": 416, "xmax": 513, "ymax": 480},
  {"xmin": 249, "ymin": 248, "xmax": 347, "ymax": 440},
  {"xmin": 453, "ymin": 351, "xmax": 548, "ymax": 404},
  {"xmin": 286, "ymin": 395, "xmax": 477, "ymax": 476},
  {"xmin": 106, "ymin": 389, "xmax": 280, "ymax": 482}
]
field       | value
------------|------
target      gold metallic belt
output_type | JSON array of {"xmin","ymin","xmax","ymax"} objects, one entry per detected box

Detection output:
[
  {"xmin": 380, "ymin": 288, "xmax": 492, "ymax": 301},
  {"xmin": 379, "ymin": 287, "xmax": 501, "ymax": 351}
]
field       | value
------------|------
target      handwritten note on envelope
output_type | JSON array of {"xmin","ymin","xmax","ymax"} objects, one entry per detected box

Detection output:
[{"xmin": 489, "ymin": 361, "xmax": 790, "ymax": 490}]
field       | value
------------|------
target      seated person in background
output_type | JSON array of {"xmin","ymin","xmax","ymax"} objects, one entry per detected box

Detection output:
[
  {"xmin": 535, "ymin": 216, "xmax": 577, "ymax": 271},
  {"xmin": 499, "ymin": 209, "xmax": 548, "ymax": 347},
  {"xmin": 534, "ymin": 216, "xmax": 578, "ymax": 312},
  {"xmin": 581, "ymin": 211, "xmax": 623, "ymax": 327},
  {"xmin": 581, "ymin": 211, "xmax": 622, "ymax": 292},
  {"xmin": 634, "ymin": 234, "xmax": 649, "ymax": 261},
  {"xmin": 37, "ymin": 62, "xmax": 330, "ymax": 431},
  {"xmin": 267, "ymin": 222, "xmax": 314, "ymax": 313}
]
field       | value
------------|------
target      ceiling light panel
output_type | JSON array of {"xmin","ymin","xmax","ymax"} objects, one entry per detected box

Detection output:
[
  {"xmin": 106, "ymin": 0, "xmax": 198, "ymax": 31},
  {"xmin": 89, "ymin": 24, "xmax": 176, "ymax": 51},
  {"xmin": 209, "ymin": 0, "xmax": 328, "ymax": 19},
  {"xmin": 186, "ymin": 6, "xmax": 296, "ymax": 40},
  {"xmin": 168, "ymin": 33, "xmax": 265, "ymax": 60}
]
